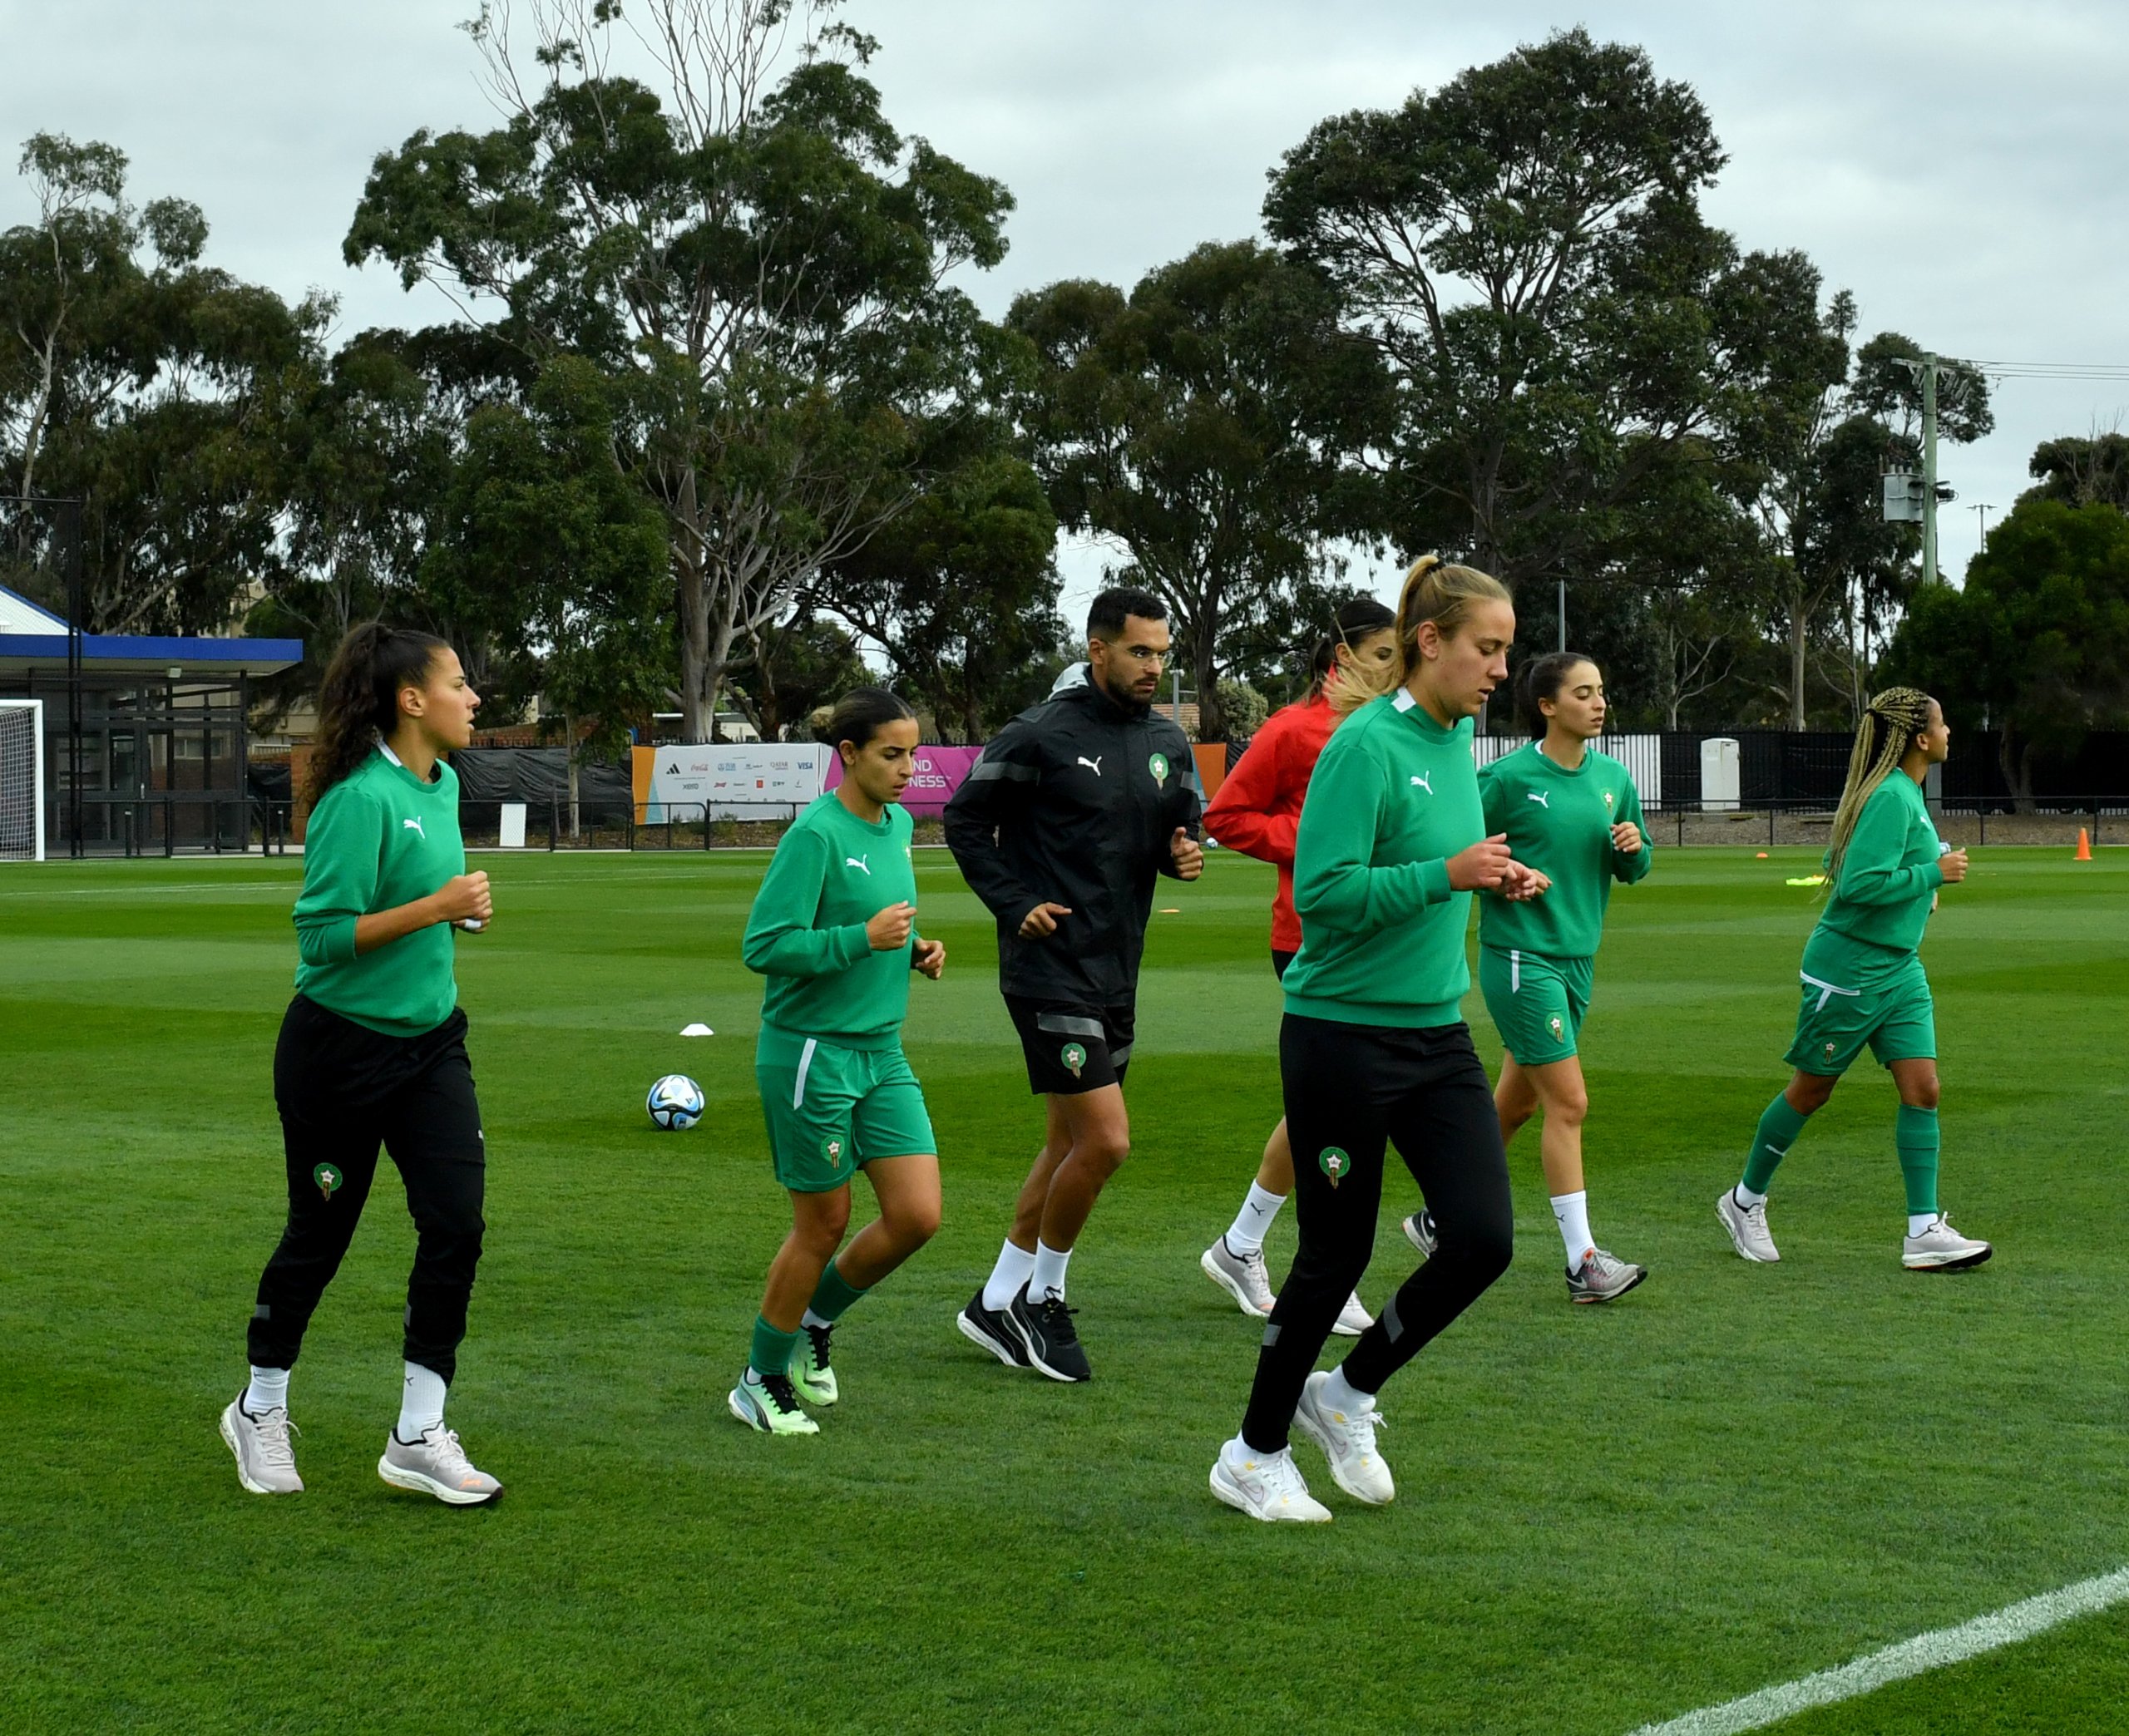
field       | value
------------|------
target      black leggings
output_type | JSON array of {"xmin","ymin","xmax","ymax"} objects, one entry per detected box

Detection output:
[
  {"xmin": 1241, "ymin": 1013, "xmax": 1513, "ymax": 1452},
  {"xmin": 247, "ymin": 995, "xmax": 487, "ymax": 1383}
]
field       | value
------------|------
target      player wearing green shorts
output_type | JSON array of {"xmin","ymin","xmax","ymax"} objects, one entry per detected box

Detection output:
[
  {"xmin": 1461, "ymin": 653, "xmax": 1652, "ymax": 1304},
  {"xmin": 732, "ymin": 689, "xmax": 947, "ymax": 1435},
  {"xmin": 1717, "ymin": 687, "xmax": 1992, "ymax": 1272}
]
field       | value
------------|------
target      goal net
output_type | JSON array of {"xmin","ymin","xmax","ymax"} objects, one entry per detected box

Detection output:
[{"xmin": 0, "ymin": 700, "xmax": 45, "ymax": 861}]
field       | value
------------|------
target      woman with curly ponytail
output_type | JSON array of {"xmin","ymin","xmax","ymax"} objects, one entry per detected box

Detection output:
[
  {"xmin": 1717, "ymin": 687, "xmax": 1993, "ymax": 1274},
  {"xmin": 220, "ymin": 624, "xmax": 509, "ymax": 1507}
]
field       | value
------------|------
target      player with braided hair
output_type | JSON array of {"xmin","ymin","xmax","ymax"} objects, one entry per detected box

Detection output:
[{"xmin": 1717, "ymin": 687, "xmax": 1993, "ymax": 1271}]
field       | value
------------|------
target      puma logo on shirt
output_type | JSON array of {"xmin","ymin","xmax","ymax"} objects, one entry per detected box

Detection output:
[
  {"xmin": 403, "ymin": 816, "xmax": 426, "ymax": 838},
  {"xmin": 1077, "ymin": 756, "xmax": 1104, "ymax": 777},
  {"xmin": 1410, "ymin": 772, "xmax": 1433, "ymax": 795},
  {"xmin": 1527, "ymin": 791, "xmax": 1550, "ymax": 808},
  {"xmin": 846, "ymin": 855, "xmax": 871, "ymax": 875}
]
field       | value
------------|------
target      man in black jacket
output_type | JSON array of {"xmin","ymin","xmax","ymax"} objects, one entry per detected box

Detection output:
[{"xmin": 946, "ymin": 586, "xmax": 1203, "ymax": 1382}]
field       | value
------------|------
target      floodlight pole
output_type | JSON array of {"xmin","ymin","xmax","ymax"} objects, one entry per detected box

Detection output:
[{"xmin": 1557, "ymin": 578, "xmax": 1567, "ymax": 653}]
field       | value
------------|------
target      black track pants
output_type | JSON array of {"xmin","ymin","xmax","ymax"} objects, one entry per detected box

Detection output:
[
  {"xmin": 1240, "ymin": 1013, "xmax": 1512, "ymax": 1452},
  {"xmin": 247, "ymin": 995, "xmax": 487, "ymax": 1383}
]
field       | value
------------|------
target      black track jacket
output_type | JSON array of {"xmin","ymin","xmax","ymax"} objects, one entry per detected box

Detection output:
[{"xmin": 945, "ymin": 682, "xmax": 1202, "ymax": 1008}]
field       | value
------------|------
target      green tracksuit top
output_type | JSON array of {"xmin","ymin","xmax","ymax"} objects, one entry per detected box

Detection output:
[
  {"xmin": 743, "ymin": 793, "xmax": 918, "ymax": 1050},
  {"xmin": 1812, "ymin": 772, "xmax": 1944, "ymax": 959},
  {"xmin": 1476, "ymin": 742, "xmax": 1651, "ymax": 959},
  {"xmin": 1282, "ymin": 690, "xmax": 1484, "ymax": 1029},
  {"xmin": 293, "ymin": 747, "xmax": 466, "ymax": 1038}
]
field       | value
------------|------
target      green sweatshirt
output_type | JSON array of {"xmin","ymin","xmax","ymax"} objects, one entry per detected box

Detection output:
[
  {"xmin": 1476, "ymin": 742, "xmax": 1651, "ymax": 959},
  {"xmin": 743, "ymin": 793, "xmax": 918, "ymax": 1050},
  {"xmin": 1814, "ymin": 771, "xmax": 1944, "ymax": 957},
  {"xmin": 1282, "ymin": 691, "xmax": 1484, "ymax": 1029},
  {"xmin": 293, "ymin": 747, "xmax": 465, "ymax": 1038}
]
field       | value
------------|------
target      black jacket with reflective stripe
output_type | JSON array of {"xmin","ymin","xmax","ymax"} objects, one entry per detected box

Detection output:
[{"xmin": 944, "ymin": 682, "xmax": 1202, "ymax": 1007}]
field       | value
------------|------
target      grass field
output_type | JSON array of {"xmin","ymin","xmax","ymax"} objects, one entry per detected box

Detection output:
[{"xmin": 3, "ymin": 843, "xmax": 2127, "ymax": 1734}]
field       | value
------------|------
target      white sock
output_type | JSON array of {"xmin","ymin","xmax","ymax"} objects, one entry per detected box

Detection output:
[
  {"xmin": 1734, "ymin": 1181, "xmax": 1769, "ymax": 1210},
  {"xmin": 801, "ymin": 1308, "xmax": 830, "ymax": 1330},
  {"xmin": 245, "ymin": 1366, "xmax": 289, "ymax": 1416},
  {"xmin": 1224, "ymin": 1181, "xmax": 1286, "ymax": 1256},
  {"xmin": 1908, "ymin": 1211, "xmax": 1939, "ymax": 1237},
  {"xmin": 981, "ymin": 1239, "xmax": 1036, "ymax": 1312},
  {"xmin": 1321, "ymin": 1364, "xmax": 1374, "ymax": 1416},
  {"xmin": 1029, "ymin": 1239, "xmax": 1072, "ymax": 1304},
  {"xmin": 396, "ymin": 1361, "xmax": 447, "ymax": 1442},
  {"xmin": 1552, "ymin": 1190, "xmax": 1595, "ymax": 1268}
]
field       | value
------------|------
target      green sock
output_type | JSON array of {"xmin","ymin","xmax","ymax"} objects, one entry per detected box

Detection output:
[
  {"xmin": 806, "ymin": 1260, "xmax": 870, "ymax": 1325},
  {"xmin": 748, "ymin": 1315, "xmax": 800, "ymax": 1381},
  {"xmin": 1895, "ymin": 1104, "xmax": 1940, "ymax": 1216},
  {"xmin": 1741, "ymin": 1093, "xmax": 1812, "ymax": 1195}
]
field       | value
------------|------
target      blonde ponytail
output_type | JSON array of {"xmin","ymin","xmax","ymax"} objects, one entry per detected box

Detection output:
[
  {"xmin": 1324, "ymin": 554, "xmax": 1514, "ymax": 716},
  {"xmin": 1824, "ymin": 687, "xmax": 1936, "ymax": 888}
]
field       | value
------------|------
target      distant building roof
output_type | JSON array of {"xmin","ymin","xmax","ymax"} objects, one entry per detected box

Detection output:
[
  {"xmin": 0, "ymin": 581, "xmax": 301, "ymax": 678},
  {"xmin": 0, "ymin": 584, "xmax": 67, "ymax": 633}
]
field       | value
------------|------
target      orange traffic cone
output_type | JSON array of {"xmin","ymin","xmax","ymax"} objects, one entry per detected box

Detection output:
[{"xmin": 2076, "ymin": 827, "xmax": 2093, "ymax": 861}]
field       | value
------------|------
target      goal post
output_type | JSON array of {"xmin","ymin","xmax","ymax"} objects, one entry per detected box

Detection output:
[{"xmin": 0, "ymin": 699, "xmax": 46, "ymax": 861}]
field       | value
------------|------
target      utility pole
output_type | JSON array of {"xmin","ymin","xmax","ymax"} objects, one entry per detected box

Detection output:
[
  {"xmin": 1921, "ymin": 352, "xmax": 1939, "ymax": 586},
  {"xmin": 1557, "ymin": 577, "xmax": 1567, "ymax": 653},
  {"xmin": 1972, "ymin": 501, "xmax": 1993, "ymax": 545}
]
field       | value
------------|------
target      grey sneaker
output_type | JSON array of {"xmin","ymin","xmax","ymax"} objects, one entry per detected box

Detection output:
[
  {"xmin": 1201, "ymin": 1236, "xmax": 1275, "ymax": 1317},
  {"xmin": 1401, "ymin": 1211, "xmax": 1439, "ymax": 1258},
  {"xmin": 1903, "ymin": 1214, "xmax": 1992, "ymax": 1272},
  {"xmin": 1566, "ymin": 1246, "xmax": 1647, "ymax": 1304},
  {"xmin": 1331, "ymin": 1290, "xmax": 1374, "ymax": 1337},
  {"xmin": 220, "ymin": 1396, "xmax": 303, "ymax": 1495},
  {"xmin": 378, "ymin": 1423, "xmax": 504, "ymax": 1505},
  {"xmin": 1717, "ymin": 1188, "xmax": 1781, "ymax": 1262},
  {"xmin": 793, "ymin": 1320, "xmax": 839, "ymax": 1407}
]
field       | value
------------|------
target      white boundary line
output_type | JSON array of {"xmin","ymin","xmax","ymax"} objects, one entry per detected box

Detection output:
[{"xmin": 1629, "ymin": 1566, "xmax": 2129, "ymax": 1736}]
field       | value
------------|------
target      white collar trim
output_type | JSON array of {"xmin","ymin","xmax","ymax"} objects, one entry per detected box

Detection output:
[
  {"xmin": 1391, "ymin": 688, "xmax": 1417, "ymax": 713},
  {"xmin": 378, "ymin": 741, "xmax": 404, "ymax": 768}
]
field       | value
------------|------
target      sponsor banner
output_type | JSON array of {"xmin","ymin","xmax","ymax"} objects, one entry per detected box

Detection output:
[
  {"xmin": 823, "ymin": 743, "xmax": 983, "ymax": 816},
  {"xmin": 637, "ymin": 743, "xmax": 832, "ymax": 821}
]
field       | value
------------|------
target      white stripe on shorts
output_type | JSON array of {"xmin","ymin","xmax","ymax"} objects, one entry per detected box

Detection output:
[
  {"xmin": 1510, "ymin": 949, "xmax": 1521, "ymax": 994},
  {"xmin": 793, "ymin": 1037, "xmax": 818, "ymax": 1108}
]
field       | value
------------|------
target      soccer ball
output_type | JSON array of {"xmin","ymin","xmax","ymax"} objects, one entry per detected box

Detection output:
[{"xmin": 645, "ymin": 1073, "xmax": 705, "ymax": 1131}]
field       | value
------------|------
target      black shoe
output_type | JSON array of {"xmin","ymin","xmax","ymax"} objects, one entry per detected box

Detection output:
[
  {"xmin": 1006, "ymin": 1285, "xmax": 1091, "ymax": 1383},
  {"xmin": 956, "ymin": 1287, "xmax": 1029, "ymax": 1369}
]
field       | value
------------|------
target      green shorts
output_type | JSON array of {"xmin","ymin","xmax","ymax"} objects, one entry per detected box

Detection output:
[
  {"xmin": 1478, "ymin": 946, "xmax": 1593, "ymax": 1067},
  {"xmin": 754, "ymin": 1028, "xmax": 936, "ymax": 1193},
  {"xmin": 1782, "ymin": 935, "xmax": 1935, "ymax": 1076}
]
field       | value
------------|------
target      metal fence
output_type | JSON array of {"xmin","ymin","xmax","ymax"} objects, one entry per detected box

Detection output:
[
  {"xmin": 1641, "ymin": 797, "xmax": 2127, "ymax": 851},
  {"xmin": 59, "ymin": 792, "xmax": 296, "ymax": 856}
]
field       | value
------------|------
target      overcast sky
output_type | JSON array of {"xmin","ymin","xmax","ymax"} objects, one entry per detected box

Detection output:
[{"xmin": 7, "ymin": 0, "xmax": 2127, "ymax": 624}]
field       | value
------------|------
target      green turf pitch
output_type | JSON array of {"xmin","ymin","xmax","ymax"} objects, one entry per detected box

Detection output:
[{"xmin": 2, "ymin": 846, "xmax": 2125, "ymax": 1735}]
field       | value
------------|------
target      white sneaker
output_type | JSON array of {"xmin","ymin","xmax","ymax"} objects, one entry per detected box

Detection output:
[
  {"xmin": 1903, "ymin": 1213, "xmax": 1993, "ymax": 1272},
  {"xmin": 1331, "ymin": 1290, "xmax": 1374, "ymax": 1337},
  {"xmin": 1402, "ymin": 1210, "xmax": 1439, "ymax": 1257},
  {"xmin": 220, "ymin": 1396, "xmax": 303, "ymax": 1495},
  {"xmin": 1293, "ymin": 1370, "xmax": 1394, "ymax": 1505},
  {"xmin": 1209, "ymin": 1438, "xmax": 1332, "ymax": 1523},
  {"xmin": 1200, "ymin": 1236, "xmax": 1275, "ymax": 1317},
  {"xmin": 1717, "ymin": 1187, "xmax": 1781, "ymax": 1262},
  {"xmin": 378, "ymin": 1423, "xmax": 504, "ymax": 1505}
]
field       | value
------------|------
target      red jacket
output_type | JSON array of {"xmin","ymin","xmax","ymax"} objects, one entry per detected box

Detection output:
[{"xmin": 1203, "ymin": 693, "xmax": 1336, "ymax": 954}]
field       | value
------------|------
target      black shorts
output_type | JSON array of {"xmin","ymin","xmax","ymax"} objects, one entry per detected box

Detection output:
[
  {"xmin": 1272, "ymin": 949, "xmax": 1297, "ymax": 981},
  {"xmin": 1005, "ymin": 995, "xmax": 1135, "ymax": 1096}
]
